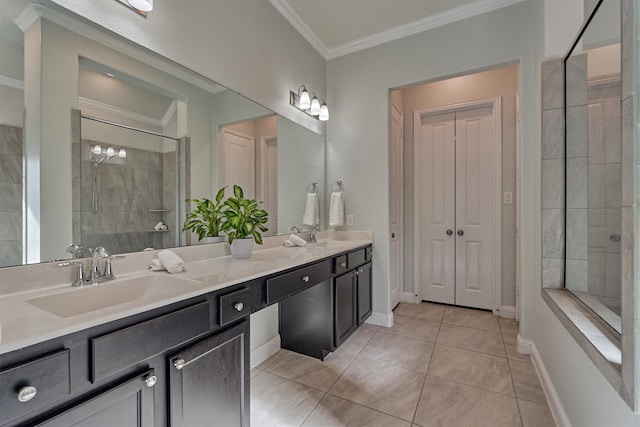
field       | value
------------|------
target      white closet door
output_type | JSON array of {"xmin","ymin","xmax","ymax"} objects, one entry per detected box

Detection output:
[
  {"xmin": 419, "ymin": 112, "xmax": 456, "ymax": 305},
  {"xmin": 389, "ymin": 102, "xmax": 403, "ymax": 309},
  {"xmin": 455, "ymin": 106, "xmax": 495, "ymax": 309},
  {"xmin": 221, "ymin": 129, "xmax": 255, "ymax": 199}
]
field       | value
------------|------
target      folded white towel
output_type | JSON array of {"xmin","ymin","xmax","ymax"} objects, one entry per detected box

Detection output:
[
  {"xmin": 302, "ymin": 193, "xmax": 319, "ymax": 226},
  {"xmin": 329, "ymin": 191, "xmax": 344, "ymax": 227},
  {"xmin": 158, "ymin": 250, "xmax": 184, "ymax": 274},
  {"xmin": 289, "ymin": 234, "xmax": 307, "ymax": 247},
  {"xmin": 149, "ymin": 258, "xmax": 165, "ymax": 271}
]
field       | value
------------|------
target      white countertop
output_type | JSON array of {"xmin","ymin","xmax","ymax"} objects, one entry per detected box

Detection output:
[{"xmin": 0, "ymin": 235, "xmax": 372, "ymax": 355}]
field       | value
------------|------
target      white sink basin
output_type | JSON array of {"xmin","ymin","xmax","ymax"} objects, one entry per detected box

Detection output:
[{"xmin": 26, "ymin": 274, "xmax": 202, "ymax": 318}]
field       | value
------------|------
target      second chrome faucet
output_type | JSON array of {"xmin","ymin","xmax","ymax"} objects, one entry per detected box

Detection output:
[{"xmin": 59, "ymin": 246, "xmax": 122, "ymax": 287}]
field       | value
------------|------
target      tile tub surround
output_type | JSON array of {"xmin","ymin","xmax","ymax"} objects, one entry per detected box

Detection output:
[
  {"xmin": 0, "ymin": 230, "xmax": 372, "ymax": 354},
  {"xmin": 251, "ymin": 303, "xmax": 556, "ymax": 427},
  {"xmin": 0, "ymin": 124, "xmax": 23, "ymax": 268}
]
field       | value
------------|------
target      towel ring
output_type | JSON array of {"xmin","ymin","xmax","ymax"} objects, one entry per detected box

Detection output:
[
  {"xmin": 330, "ymin": 180, "xmax": 343, "ymax": 193},
  {"xmin": 306, "ymin": 182, "xmax": 318, "ymax": 194}
]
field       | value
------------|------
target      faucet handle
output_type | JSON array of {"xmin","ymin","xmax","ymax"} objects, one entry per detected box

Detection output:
[
  {"xmin": 103, "ymin": 255, "xmax": 125, "ymax": 280},
  {"xmin": 58, "ymin": 261, "xmax": 87, "ymax": 287}
]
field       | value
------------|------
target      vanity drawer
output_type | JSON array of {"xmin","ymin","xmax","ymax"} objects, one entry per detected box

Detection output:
[
  {"xmin": 347, "ymin": 249, "xmax": 367, "ymax": 268},
  {"xmin": 266, "ymin": 260, "xmax": 331, "ymax": 305},
  {"xmin": 91, "ymin": 301, "xmax": 210, "ymax": 382},
  {"xmin": 0, "ymin": 349, "xmax": 71, "ymax": 425},
  {"xmin": 219, "ymin": 287, "xmax": 252, "ymax": 327},
  {"xmin": 333, "ymin": 255, "xmax": 348, "ymax": 275}
]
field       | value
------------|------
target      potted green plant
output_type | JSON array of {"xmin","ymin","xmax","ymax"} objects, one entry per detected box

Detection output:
[
  {"xmin": 221, "ymin": 184, "xmax": 268, "ymax": 259},
  {"xmin": 183, "ymin": 187, "xmax": 227, "ymax": 243}
]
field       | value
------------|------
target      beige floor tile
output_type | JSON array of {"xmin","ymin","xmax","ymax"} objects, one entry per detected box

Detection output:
[
  {"xmin": 384, "ymin": 314, "xmax": 441, "ymax": 342},
  {"xmin": 413, "ymin": 376, "xmax": 522, "ymax": 427},
  {"xmin": 359, "ymin": 329, "xmax": 435, "ymax": 373},
  {"xmin": 510, "ymin": 360, "xmax": 547, "ymax": 404},
  {"xmin": 264, "ymin": 349, "xmax": 355, "ymax": 392},
  {"xmin": 328, "ymin": 356, "xmax": 425, "ymax": 421},
  {"xmin": 428, "ymin": 345, "xmax": 515, "ymax": 396},
  {"xmin": 256, "ymin": 350, "xmax": 284, "ymax": 371},
  {"xmin": 499, "ymin": 317, "xmax": 519, "ymax": 341},
  {"xmin": 301, "ymin": 394, "xmax": 411, "ymax": 427},
  {"xmin": 251, "ymin": 370, "xmax": 325, "ymax": 427},
  {"xmin": 250, "ymin": 367, "xmax": 261, "ymax": 379},
  {"xmin": 336, "ymin": 323, "xmax": 378, "ymax": 355},
  {"xmin": 443, "ymin": 306, "xmax": 500, "ymax": 332},
  {"xmin": 518, "ymin": 399, "xmax": 557, "ymax": 427},
  {"xmin": 436, "ymin": 323, "xmax": 506, "ymax": 357},
  {"xmin": 504, "ymin": 338, "xmax": 532, "ymax": 363},
  {"xmin": 393, "ymin": 302, "xmax": 446, "ymax": 322}
]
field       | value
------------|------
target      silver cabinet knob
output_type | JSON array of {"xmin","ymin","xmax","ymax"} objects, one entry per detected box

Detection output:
[
  {"xmin": 145, "ymin": 375, "xmax": 157, "ymax": 388},
  {"xmin": 234, "ymin": 302, "xmax": 244, "ymax": 312},
  {"xmin": 17, "ymin": 386, "xmax": 37, "ymax": 403},
  {"xmin": 301, "ymin": 275, "xmax": 310, "ymax": 282},
  {"xmin": 359, "ymin": 268, "xmax": 364, "ymax": 273},
  {"xmin": 174, "ymin": 358, "xmax": 186, "ymax": 370},
  {"xmin": 339, "ymin": 262, "xmax": 347, "ymax": 268}
]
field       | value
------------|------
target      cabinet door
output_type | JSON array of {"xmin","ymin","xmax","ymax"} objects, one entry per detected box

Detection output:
[
  {"xmin": 357, "ymin": 262, "xmax": 373, "ymax": 325},
  {"xmin": 334, "ymin": 271, "xmax": 357, "ymax": 347},
  {"xmin": 168, "ymin": 321, "xmax": 249, "ymax": 427},
  {"xmin": 35, "ymin": 370, "xmax": 155, "ymax": 427}
]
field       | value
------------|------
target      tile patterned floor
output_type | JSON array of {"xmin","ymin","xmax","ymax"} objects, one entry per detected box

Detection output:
[{"xmin": 251, "ymin": 302, "xmax": 556, "ymax": 427}]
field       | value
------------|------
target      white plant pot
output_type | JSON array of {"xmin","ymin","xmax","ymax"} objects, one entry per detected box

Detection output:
[
  {"xmin": 203, "ymin": 236, "xmax": 225, "ymax": 244},
  {"xmin": 231, "ymin": 238, "xmax": 254, "ymax": 259}
]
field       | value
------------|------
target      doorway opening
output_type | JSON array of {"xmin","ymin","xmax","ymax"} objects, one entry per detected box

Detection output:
[{"xmin": 389, "ymin": 63, "xmax": 519, "ymax": 317}]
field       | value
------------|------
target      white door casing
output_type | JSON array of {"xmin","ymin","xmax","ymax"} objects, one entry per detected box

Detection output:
[
  {"xmin": 262, "ymin": 136, "xmax": 278, "ymax": 235},
  {"xmin": 414, "ymin": 98, "xmax": 502, "ymax": 311},
  {"xmin": 220, "ymin": 128, "xmax": 255, "ymax": 199},
  {"xmin": 389, "ymin": 100, "xmax": 403, "ymax": 309}
]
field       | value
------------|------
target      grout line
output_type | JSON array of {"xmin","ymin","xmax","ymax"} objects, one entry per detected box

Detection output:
[
  {"xmin": 296, "ymin": 391, "xmax": 327, "ymax": 427},
  {"xmin": 426, "ymin": 371, "xmax": 519, "ymax": 400}
]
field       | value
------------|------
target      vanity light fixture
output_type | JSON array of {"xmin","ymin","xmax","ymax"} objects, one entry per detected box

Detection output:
[
  {"xmin": 128, "ymin": 0, "xmax": 153, "ymax": 12},
  {"xmin": 118, "ymin": 148, "xmax": 127, "ymax": 158},
  {"xmin": 290, "ymin": 85, "xmax": 329, "ymax": 121}
]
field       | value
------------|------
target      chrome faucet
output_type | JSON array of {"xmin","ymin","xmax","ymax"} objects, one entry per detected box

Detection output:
[
  {"xmin": 305, "ymin": 226, "xmax": 319, "ymax": 244},
  {"xmin": 90, "ymin": 246, "xmax": 110, "ymax": 284},
  {"xmin": 290, "ymin": 225, "xmax": 301, "ymax": 234},
  {"xmin": 66, "ymin": 242, "xmax": 84, "ymax": 259}
]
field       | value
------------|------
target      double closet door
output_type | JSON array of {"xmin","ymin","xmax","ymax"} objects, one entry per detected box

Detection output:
[{"xmin": 416, "ymin": 103, "xmax": 498, "ymax": 310}]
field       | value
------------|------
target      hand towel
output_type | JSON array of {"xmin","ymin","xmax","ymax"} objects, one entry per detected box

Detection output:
[
  {"xmin": 329, "ymin": 191, "xmax": 344, "ymax": 227},
  {"xmin": 289, "ymin": 234, "xmax": 307, "ymax": 247},
  {"xmin": 302, "ymin": 193, "xmax": 319, "ymax": 226},
  {"xmin": 158, "ymin": 250, "xmax": 184, "ymax": 274},
  {"xmin": 149, "ymin": 258, "xmax": 165, "ymax": 271}
]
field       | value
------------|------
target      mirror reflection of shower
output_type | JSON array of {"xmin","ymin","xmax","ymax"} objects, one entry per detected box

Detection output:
[{"xmin": 89, "ymin": 143, "xmax": 127, "ymax": 213}]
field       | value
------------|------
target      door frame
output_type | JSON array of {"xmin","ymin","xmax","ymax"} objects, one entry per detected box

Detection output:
[
  {"xmin": 260, "ymin": 134, "xmax": 278, "ymax": 235},
  {"xmin": 413, "ymin": 97, "xmax": 502, "ymax": 314},
  {"xmin": 389, "ymin": 99, "xmax": 404, "ymax": 309}
]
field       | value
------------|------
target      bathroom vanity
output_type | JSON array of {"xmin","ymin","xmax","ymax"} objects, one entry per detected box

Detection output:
[{"xmin": 0, "ymin": 238, "xmax": 372, "ymax": 427}]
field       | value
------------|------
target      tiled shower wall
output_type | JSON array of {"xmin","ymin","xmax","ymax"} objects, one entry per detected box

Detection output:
[
  {"xmin": 0, "ymin": 125, "xmax": 22, "ymax": 267},
  {"xmin": 71, "ymin": 111, "xmax": 180, "ymax": 255}
]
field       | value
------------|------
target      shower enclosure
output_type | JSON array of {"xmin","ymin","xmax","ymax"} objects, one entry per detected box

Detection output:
[{"xmin": 73, "ymin": 113, "xmax": 184, "ymax": 255}]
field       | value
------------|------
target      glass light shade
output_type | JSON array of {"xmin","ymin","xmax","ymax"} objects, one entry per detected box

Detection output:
[
  {"xmin": 319, "ymin": 103, "xmax": 329, "ymax": 121},
  {"xmin": 106, "ymin": 146, "xmax": 115, "ymax": 157},
  {"xmin": 128, "ymin": 0, "xmax": 153, "ymax": 11},
  {"xmin": 92, "ymin": 145, "xmax": 102, "ymax": 155},
  {"xmin": 310, "ymin": 96, "xmax": 321, "ymax": 115},
  {"xmin": 299, "ymin": 88, "xmax": 311, "ymax": 110},
  {"xmin": 118, "ymin": 148, "xmax": 127, "ymax": 158}
]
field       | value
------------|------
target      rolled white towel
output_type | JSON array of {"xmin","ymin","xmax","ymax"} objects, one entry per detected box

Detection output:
[
  {"xmin": 329, "ymin": 192, "xmax": 344, "ymax": 227},
  {"xmin": 302, "ymin": 193, "xmax": 319, "ymax": 226},
  {"xmin": 158, "ymin": 250, "xmax": 184, "ymax": 274},
  {"xmin": 153, "ymin": 221, "xmax": 165, "ymax": 231},
  {"xmin": 149, "ymin": 258, "xmax": 165, "ymax": 271},
  {"xmin": 289, "ymin": 234, "xmax": 307, "ymax": 247},
  {"xmin": 283, "ymin": 239, "xmax": 295, "ymax": 247}
]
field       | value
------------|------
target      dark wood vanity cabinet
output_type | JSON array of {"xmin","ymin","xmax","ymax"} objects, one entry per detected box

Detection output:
[{"xmin": 334, "ymin": 260, "xmax": 373, "ymax": 347}]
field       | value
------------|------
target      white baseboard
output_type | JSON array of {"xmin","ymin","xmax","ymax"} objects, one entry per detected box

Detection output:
[
  {"xmin": 250, "ymin": 334, "xmax": 280, "ymax": 369},
  {"xmin": 401, "ymin": 292, "xmax": 420, "ymax": 303},
  {"xmin": 528, "ymin": 340, "xmax": 572, "ymax": 427},
  {"xmin": 366, "ymin": 311, "xmax": 394, "ymax": 327},
  {"xmin": 517, "ymin": 333, "xmax": 533, "ymax": 355},
  {"xmin": 496, "ymin": 305, "xmax": 517, "ymax": 318}
]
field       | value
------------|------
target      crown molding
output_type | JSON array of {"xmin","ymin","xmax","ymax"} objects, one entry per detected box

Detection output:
[
  {"xmin": 270, "ymin": 0, "xmax": 527, "ymax": 60},
  {"xmin": 161, "ymin": 99, "xmax": 178, "ymax": 128},
  {"xmin": 268, "ymin": 0, "xmax": 329, "ymax": 58},
  {"xmin": 79, "ymin": 96, "xmax": 164, "ymax": 128},
  {"xmin": 0, "ymin": 75, "xmax": 24, "ymax": 90},
  {"xmin": 14, "ymin": 4, "xmax": 226, "ymax": 95}
]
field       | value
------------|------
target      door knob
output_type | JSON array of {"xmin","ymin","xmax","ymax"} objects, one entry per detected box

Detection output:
[
  {"xmin": 446, "ymin": 229, "xmax": 453, "ymax": 236},
  {"xmin": 457, "ymin": 230, "xmax": 464, "ymax": 236},
  {"xmin": 391, "ymin": 233, "xmax": 395, "ymax": 238}
]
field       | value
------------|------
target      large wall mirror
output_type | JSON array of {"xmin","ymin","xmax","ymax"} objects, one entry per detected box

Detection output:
[
  {"xmin": 0, "ymin": 0, "xmax": 325, "ymax": 268},
  {"xmin": 564, "ymin": 0, "xmax": 621, "ymax": 333}
]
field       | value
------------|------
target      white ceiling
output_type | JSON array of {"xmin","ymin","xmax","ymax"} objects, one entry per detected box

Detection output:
[{"xmin": 270, "ymin": 0, "xmax": 527, "ymax": 59}]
